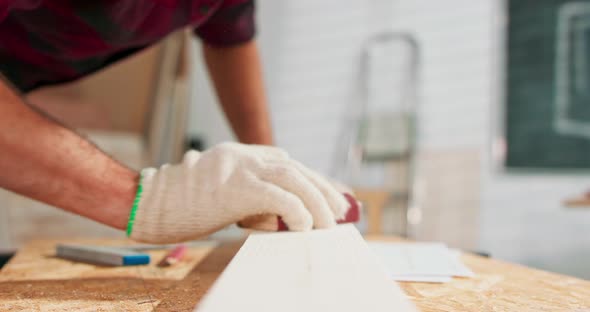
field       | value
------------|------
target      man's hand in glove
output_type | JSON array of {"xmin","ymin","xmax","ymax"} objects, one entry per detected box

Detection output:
[{"xmin": 128, "ymin": 143, "xmax": 351, "ymax": 243}]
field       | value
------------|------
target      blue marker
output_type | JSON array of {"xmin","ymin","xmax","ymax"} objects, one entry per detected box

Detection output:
[{"xmin": 56, "ymin": 244, "xmax": 150, "ymax": 266}]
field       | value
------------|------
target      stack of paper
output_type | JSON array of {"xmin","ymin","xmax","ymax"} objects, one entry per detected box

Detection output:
[{"xmin": 368, "ymin": 242, "xmax": 474, "ymax": 283}]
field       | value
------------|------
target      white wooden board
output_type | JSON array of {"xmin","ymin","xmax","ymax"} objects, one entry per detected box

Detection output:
[{"xmin": 196, "ymin": 224, "xmax": 417, "ymax": 312}]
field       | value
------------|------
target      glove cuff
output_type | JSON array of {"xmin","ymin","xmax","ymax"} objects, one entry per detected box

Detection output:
[{"xmin": 126, "ymin": 172, "xmax": 144, "ymax": 237}]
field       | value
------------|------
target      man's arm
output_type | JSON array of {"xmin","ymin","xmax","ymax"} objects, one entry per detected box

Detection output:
[
  {"xmin": 202, "ymin": 40, "xmax": 274, "ymax": 145},
  {"xmin": 0, "ymin": 70, "xmax": 348, "ymax": 243},
  {"xmin": 0, "ymin": 81, "xmax": 137, "ymax": 230}
]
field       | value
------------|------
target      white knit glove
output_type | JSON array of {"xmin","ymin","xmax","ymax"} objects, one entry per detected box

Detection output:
[{"xmin": 127, "ymin": 143, "xmax": 350, "ymax": 243}]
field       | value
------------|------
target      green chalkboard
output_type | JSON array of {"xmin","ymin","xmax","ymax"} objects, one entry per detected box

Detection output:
[{"xmin": 506, "ymin": 0, "xmax": 590, "ymax": 169}]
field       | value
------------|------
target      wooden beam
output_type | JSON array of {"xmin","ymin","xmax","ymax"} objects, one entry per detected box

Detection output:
[{"xmin": 196, "ymin": 225, "xmax": 416, "ymax": 312}]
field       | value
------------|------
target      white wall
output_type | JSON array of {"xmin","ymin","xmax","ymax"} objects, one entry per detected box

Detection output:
[
  {"xmin": 190, "ymin": 0, "xmax": 490, "ymax": 162},
  {"xmin": 189, "ymin": 0, "xmax": 590, "ymax": 278},
  {"xmin": 481, "ymin": 174, "xmax": 590, "ymax": 278}
]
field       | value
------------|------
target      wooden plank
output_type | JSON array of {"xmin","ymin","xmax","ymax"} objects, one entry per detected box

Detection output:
[
  {"xmin": 1, "ymin": 236, "xmax": 589, "ymax": 311},
  {"xmin": 196, "ymin": 225, "xmax": 416, "ymax": 312}
]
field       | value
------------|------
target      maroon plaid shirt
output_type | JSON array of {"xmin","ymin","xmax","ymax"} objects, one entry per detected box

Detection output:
[{"xmin": 0, "ymin": 0, "xmax": 255, "ymax": 92}]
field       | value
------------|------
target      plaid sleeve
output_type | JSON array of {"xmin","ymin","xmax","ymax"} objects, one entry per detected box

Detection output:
[{"xmin": 194, "ymin": 0, "xmax": 255, "ymax": 46}]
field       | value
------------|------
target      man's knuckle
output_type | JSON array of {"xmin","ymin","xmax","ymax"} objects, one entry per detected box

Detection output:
[{"xmin": 273, "ymin": 165, "xmax": 296, "ymax": 179}]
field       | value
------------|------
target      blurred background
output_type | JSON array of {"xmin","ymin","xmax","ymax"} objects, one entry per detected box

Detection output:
[{"xmin": 1, "ymin": 0, "xmax": 589, "ymax": 279}]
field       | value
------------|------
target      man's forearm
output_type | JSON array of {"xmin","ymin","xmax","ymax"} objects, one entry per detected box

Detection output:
[
  {"xmin": 203, "ymin": 40, "xmax": 274, "ymax": 145},
  {"xmin": 0, "ymin": 81, "xmax": 137, "ymax": 230}
]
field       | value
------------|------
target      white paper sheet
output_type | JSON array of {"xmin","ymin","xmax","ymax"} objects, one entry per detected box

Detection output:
[
  {"xmin": 196, "ymin": 225, "xmax": 417, "ymax": 312},
  {"xmin": 369, "ymin": 242, "xmax": 474, "ymax": 283}
]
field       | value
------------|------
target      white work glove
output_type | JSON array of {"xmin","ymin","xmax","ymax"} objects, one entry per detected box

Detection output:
[{"xmin": 127, "ymin": 142, "xmax": 350, "ymax": 243}]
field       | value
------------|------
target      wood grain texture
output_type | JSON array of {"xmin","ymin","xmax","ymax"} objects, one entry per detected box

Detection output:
[{"xmin": 0, "ymin": 237, "xmax": 589, "ymax": 312}]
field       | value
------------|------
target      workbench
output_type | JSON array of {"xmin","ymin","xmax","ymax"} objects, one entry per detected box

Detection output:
[{"xmin": 0, "ymin": 237, "xmax": 588, "ymax": 311}]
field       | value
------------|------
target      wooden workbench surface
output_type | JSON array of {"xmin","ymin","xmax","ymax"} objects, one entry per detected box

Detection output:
[{"xmin": 0, "ymin": 237, "xmax": 589, "ymax": 312}]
